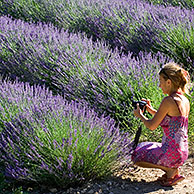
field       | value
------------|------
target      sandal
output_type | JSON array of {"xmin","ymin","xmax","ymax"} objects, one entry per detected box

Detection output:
[{"xmin": 160, "ymin": 174, "xmax": 185, "ymax": 187}]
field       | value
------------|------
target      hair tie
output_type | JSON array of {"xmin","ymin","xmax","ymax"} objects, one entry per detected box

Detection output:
[{"xmin": 182, "ymin": 70, "xmax": 188, "ymax": 78}]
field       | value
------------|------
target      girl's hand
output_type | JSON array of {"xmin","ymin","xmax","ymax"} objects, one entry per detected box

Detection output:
[
  {"xmin": 141, "ymin": 98, "xmax": 151, "ymax": 107},
  {"xmin": 142, "ymin": 98, "xmax": 152, "ymax": 109},
  {"xmin": 141, "ymin": 98, "xmax": 156, "ymax": 115},
  {"xmin": 133, "ymin": 103, "xmax": 143, "ymax": 118}
]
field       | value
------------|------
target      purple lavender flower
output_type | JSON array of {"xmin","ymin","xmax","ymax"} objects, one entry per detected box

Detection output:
[{"xmin": 0, "ymin": 79, "xmax": 136, "ymax": 187}]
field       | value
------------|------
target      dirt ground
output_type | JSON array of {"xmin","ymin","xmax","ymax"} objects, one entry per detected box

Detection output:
[
  {"xmin": 62, "ymin": 157, "xmax": 194, "ymax": 194},
  {"xmin": 110, "ymin": 157, "xmax": 194, "ymax": 194},
  {"xmin": 22, "ymin": 156, "xmax": 194, "ymax": 194}
]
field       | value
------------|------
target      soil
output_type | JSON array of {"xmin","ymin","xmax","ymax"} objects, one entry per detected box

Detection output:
[{"xmin": 61, "ymin": 157, "xmax": 194, "ymax": 194}]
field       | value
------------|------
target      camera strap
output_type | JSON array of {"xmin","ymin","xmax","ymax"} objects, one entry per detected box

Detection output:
[{"xmin": 132, "ymin": 125, "xmax": 142, "ymax": 150}]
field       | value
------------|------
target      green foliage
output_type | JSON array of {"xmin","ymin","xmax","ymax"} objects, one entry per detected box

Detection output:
[
  {"xmin": 187, "ymin": 88, "xmax": 194, "ymax": 148},
  {"xmin": 145, "ymin": 0, "xmax": 194, "ymax": 9},
  {"xmin": 0, "ymin": 0, "xmax": 56, "ymax": 24},
  {"xmin": 34, "ymin": 113, "xmax": 121, "ymax": 182},
  {"xmin": 0, "ymin": 172, "xmax": 12, "ymax": 194},
  {"xmin": 156, "ymin": 23, "xmax": 194, "ymax": 71},
  {"xmin": 0, "ymin": 172, "xmax": 29, "ymax": 194},
  {"xmin": 0, "ymin": 99, "xmax": 20, "ymax": 133}
]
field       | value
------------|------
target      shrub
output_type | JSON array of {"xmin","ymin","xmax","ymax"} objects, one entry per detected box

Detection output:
[{"xmin": 0, "ymin": 79, "xmax": 132, "ymax": 188}]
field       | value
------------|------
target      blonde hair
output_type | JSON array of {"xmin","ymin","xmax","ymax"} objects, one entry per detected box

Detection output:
[{"xmin": 159, "ymin": 62, "xmax": 191, "ymax": 95}]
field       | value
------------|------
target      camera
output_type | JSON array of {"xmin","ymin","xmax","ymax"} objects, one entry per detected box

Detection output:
[{"xmin": 131, "ymin": 99, "xmax": 147, "ymax": 110}]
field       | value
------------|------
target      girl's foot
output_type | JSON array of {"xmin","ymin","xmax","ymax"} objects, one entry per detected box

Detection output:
[
  {"xmin": 166, "ymin": 168, "xmax": 179, "ymax": 179},
  {"xmin": 160, "ymin": 174, "xmax": 185, "ymax": 187}
]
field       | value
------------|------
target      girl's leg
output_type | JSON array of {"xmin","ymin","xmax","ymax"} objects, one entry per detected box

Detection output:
[{"xmin": 135, "ymin": 161, "xmax": 178, "ymax": 179}]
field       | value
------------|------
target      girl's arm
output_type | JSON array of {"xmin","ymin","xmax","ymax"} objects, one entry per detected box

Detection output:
[{"xmin": 134, "ymin": 97, "xmax": 170, "ymax": 131}]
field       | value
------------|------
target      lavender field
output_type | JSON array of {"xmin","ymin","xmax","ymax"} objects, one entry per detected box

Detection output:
[{"xmin": 0, "ymin": 0, "xmax": 194, "ymax": 193}]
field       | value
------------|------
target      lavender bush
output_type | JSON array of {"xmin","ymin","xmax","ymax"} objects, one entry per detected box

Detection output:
[{"xmin": 0, "ymin": 79, "xmax": 132, "ymax": 187}]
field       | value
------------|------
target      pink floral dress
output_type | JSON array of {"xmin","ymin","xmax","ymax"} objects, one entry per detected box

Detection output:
[{"xmin": 132, "ymin": 97, "xmax": 188, "ymax": 168}]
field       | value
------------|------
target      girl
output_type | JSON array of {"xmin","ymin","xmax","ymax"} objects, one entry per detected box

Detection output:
[{"xmin": 132, "ymin": 62, "xmax": 191, "ymax": 187}]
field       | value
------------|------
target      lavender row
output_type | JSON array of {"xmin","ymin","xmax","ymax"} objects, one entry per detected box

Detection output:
[
  {"xmin": 1, "ymin": 0, "xmax": 194, "ymax": 57},
  {"xmin": 0, "ymin": 16, "xmax": 115, "ymax": 94},
  {"xmin": 0, "ymin": 78, "xmax": 132, "ymax": 187},
  {"xmin": 0, "ymin": 16, "xmax": 168, "ymax": 131}
]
